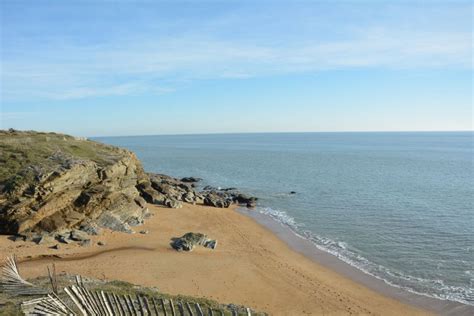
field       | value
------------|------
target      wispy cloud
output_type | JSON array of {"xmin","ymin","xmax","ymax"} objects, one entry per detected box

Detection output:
[{"xmin": 1, "ymin": 2, "xmax": 471, "ymax": 101}]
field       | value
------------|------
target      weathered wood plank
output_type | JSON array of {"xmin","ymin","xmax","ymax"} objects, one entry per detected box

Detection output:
[
  {"xmin": 185, "ymin": 302, "xmax": 194, "ymax": 316},
  {"xmin": 128, "ymin": 294, "xmax": 139, "ymax": 316},
  {"xmin": 195, "ymin": 303, "xmax": 204, "ymax": 316},
  {"xmin": 152, "ymin": 297, "xmax": 160, "ymax": 316},
  {"xmin": 92, "ymin": 290, "xmax": 105, "ymax": 315},
  {"xmin": 136, "ymin": 294, "xmax": 145, "ymax": 316},
  {"xmin": 106, "ymin": 292, "xmax": 119, "ymax": 315},
  {"xmin": 169, "ymin": 299, "xmax": 176, "ymax": 316},
  {"xmin": 123, "ymin": 294, "xmax": 135, "ymax": 315},
  {"xmin": 177, "ymin": 302, "xmax": 185, "ymax": 316},
  {"xmin": 64, "ymin": 286, "xmax": 88, "ymax": 316},
  {"xmin": 143, "ymin": 296, "xmax": 152, "ymax": 316},
  {"xmin": 161, "ymin": 298, "xmax": 168, "ymax": 316},
  {"xmin": 101, "ymin": 290, "xmax": 114, "ymax": 315},
  {"xmin": 114, "ymin": 293, "xmax": 126, "ymax": 315}
]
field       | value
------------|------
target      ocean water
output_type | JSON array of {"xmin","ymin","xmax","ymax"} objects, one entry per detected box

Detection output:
[{"xmin": 95, "ymin": 132, "xmax": 474, "ymax": 306}]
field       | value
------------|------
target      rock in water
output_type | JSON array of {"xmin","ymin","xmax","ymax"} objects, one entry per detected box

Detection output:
[
  {"xmin": 0, "ymin": 130, "xmax": 149, "ymax": 235},
  {"xmin": 180, "ymin": 177, "xmax": 202, "ymax": 183},
  {"xmin": 171, "ymin": 232, "xmax": 217, "ymax": 252},
  {"xmin": 203, "ymin": 192, "xmax": 233, "ymax": 208}
]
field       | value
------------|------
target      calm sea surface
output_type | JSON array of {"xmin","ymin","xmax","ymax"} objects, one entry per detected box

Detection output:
[{"xmin": 95, "ymin": 132, "xmax": 474, "ymax": 305}]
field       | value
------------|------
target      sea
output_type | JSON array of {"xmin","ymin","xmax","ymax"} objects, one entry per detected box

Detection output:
[{"xmin": 95, "ymin": 132, "xmax": 474, "ymax": 306}]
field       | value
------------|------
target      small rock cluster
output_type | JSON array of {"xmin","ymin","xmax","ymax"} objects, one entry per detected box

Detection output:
[
  {"xmin": 201, "ymin": 186, "xmax": 258, "ymax": 208},
  {"xmin": 137, "ymin": 173, "xmax": 258, "ymax": 209},
  {"xmin": 171, "ymin": 232, "xmax": 217, "ymax": 252},
  {"xmin": 11, "ymin": 223, "xmax": 105, "ymax": 248}
]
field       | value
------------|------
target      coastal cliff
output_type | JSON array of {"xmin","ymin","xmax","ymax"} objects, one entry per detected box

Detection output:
[
  {"xmin": 0, "ymin": 129, "xmax": 257, "ymax": 238},
  {"xmin": 0, "ymin": 130, "xmax": 151, "ymax": 235}
]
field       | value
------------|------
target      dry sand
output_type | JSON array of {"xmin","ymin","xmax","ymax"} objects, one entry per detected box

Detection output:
[{"xmin": 0, "ymin": 204, "xmax": 428, "ymax": 315}]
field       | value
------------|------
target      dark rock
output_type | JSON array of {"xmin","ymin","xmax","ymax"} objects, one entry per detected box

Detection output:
[
  {"xmin": 290, "ymin": 191, "xmax": 297, "ymax": 194},
  {"xmin": 79, "ymin": 222, "xmax": 102, "ymax": 236},
  {"xmin": 221, "ymin": 187, "xmax": 238, "ymax": 192},
  {"xmin": 50, "ymin": 244, "xmax": 60, "ymax": 250},
  {"xmin": 97, "ymin": 241, "xmax": 106, "ymax": 246},
  {"xmin": 233, "ymin": 193, "xmax": 257, "ymax": 204},
  {"xmin": 70, "ymin": 229, "xmax": 89, "ymax": 241},
  {"xmin": 23, "ymin": 232, "xmax": 42, "ymax": 243},
  {"xmin": 204, "ymin": 240, "xmax": 217, "ymax": 249},
  {"xmin": 171, "ymin": 232, "xmax": 217, "ymax": 252},
  {"xmin": 203, "ymin": 192, "xmax": 232, "ymax": 208},
  {"xmin": 180, "ymin": 177, "xmax": 202, "ymax": 183},
  {"xmin": 139, "ymin": 230, "xmax": 149, "ymax": 234},
  {"xmin": 8, "ymin": 235, "xmax": 26, "ymax": 242},
  {"xmin": 56, "ymin": 233, "xmax": 73, "ymax": 244}
]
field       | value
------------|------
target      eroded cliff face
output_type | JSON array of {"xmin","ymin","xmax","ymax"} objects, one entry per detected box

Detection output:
[
  {"xmin": 0, "ymin": 130, "xmax": 258, "ymax": 237},
  {"xmin": 0, "ymin": 130, "xmax": 149, "ymax": 235}
]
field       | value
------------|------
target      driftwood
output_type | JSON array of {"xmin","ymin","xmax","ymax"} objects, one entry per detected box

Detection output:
[
  {"xmin": 0, "ymin": 255, "xmax": 47, "ymax": 296},
  {"xmin": 21, "ymin": 293, "xmax": 73, "ymax": 315}
]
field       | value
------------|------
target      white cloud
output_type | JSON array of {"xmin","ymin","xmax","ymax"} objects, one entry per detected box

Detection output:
[{"xmin": 1, "ymin": 18, "xmax": 471, "ymax": 101}]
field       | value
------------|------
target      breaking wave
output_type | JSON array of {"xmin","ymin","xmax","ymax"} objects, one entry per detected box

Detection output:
[{"xmin": 254, "ymin": 206, "xmax": 474, "ymax": 306}]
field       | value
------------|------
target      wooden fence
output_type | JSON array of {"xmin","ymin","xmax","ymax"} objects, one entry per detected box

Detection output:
[{"xmin": 1, "ymin": 256, "xmax": 253, "ymax": 316}]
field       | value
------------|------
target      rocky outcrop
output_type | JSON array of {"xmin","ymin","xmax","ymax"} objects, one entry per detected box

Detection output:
[
  {"xmin": 139, "ymin": 173, "xmax": 205, "ymax": 207},
  {"xmin": 140, "ymin": 174, "xmax": 259, "ymax": 209},
  {"xmin": 0, "ymin": 130, "xmax": 258, "ymax": 239},
  {"xmin": 0, "ymin": 130, "xmax": 149, "ymax": 235},
  {"xmin": 201, "ymin": 188, "xmax": 258, "ymax": 208},
  {"xmin": 171, "ymin": 232, "xmax": 217, "ymax": 251}
]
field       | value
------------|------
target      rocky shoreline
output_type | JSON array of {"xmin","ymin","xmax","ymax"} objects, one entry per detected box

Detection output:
[{"xmin": 0, "ymin": 130, "xmax": 257, "ymax": 248}]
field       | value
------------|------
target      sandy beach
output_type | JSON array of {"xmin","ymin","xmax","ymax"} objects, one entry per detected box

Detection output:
[{"xmin": 0, "ymin": 203, "xmax": 427, "ymax": 315}]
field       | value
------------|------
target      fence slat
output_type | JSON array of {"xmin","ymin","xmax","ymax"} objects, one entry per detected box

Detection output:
[
  {"xmin": 185, "ymin": 302, "xmax": 194, "ymax": 316},
  {"xmin": 169, "ymin": 299, "xmax": 176, "ymax": 316},
  {"xmin": 177, "ymin": 302, "xmax": 185, "ymax": 316},
  {"xmin": 64, "ymin": 286, "xmax": 88, "ymax": 316},
  {"xmin": 195, "ymin": 303, "xmax": 204, "ymax": 316},
  {"xmin": 160, "ymin": 298, "xmax": 168, "ymax": 316},
  {"xmin": 152, "ymin": 298, "xmax": 160, "ymax": 316},
  {"xmin": 128, "ymin": 294, "xmax": 139, "ymax": 316},
  {"xmin": 101, "ymin": 290, "xmax": 114, "ymax": 315}
]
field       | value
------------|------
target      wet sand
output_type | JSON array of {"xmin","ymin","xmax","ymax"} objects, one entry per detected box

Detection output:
[
  {"xmin": 1, "ymin": 204, "xmax": 429, "ymax": 315},
  {"xmin": 239, "ymin": 208, "xmax": 474, "ymax": 316}
]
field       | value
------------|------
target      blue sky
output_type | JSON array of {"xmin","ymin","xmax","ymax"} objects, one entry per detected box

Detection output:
[{"xmin": 1, "ymin": 0, "xmax": 472, "ymax": 136}]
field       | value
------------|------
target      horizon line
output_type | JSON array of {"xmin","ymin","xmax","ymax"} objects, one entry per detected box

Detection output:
[{"xmin": 89, "ymin": 130, "xmax": 474, "ymax": 138}]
